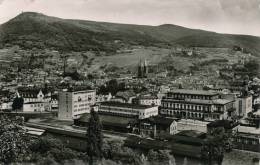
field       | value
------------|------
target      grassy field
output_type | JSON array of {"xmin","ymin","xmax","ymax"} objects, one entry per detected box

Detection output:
[{"xmin": 92, "ymin": 47, "xmax": 169, "ymax": 69}]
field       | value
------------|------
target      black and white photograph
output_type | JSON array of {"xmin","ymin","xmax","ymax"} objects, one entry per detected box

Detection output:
[{"xmin": 0, "ymin": 0, "xmax": 260, "ymax": 164}]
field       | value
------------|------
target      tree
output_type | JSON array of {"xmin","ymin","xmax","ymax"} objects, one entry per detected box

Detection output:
[
  {"xmin": 244, "ymin": 60, "xmax": 260, "ymax": 78},
  {"xmin": 102, "ymin": 139, "xmax": 144, "ymax": 164},
  {"xmin": 87, "ymin": 108, "xmax": 103, "ymax": 165},
  {"xmin": 98, "ymin": 85, "xmax": 109, "ymax": 95},
  {"xmin": 29, "ymin": 135, "xmax": 64, "ymax": 155},
  {"xmin": 12, "ymin": 97, "xmax": 24, "ymax": 111},
  {"xmin": 0, "ymin": 115, "xmax": 29, "ymax": 164},
  {"xmin": 29, "ymin": 135, "xmax": 85, "ymax": 164},
  {"xmin": 87, "ymin": 74, "xmax": 94, "ymax": 81},
  {"xmin": 146, "ymin": 150, "xmax": 172, "ymax": 165},
  {"xmin": 118, "ymin": 82, "xmax": 126, "ymax": 91},
  {"xmin": 201, "ymin": 127, "xmax": 232, "ymax": 165},
  {"xmin": 107, "ymin": 79, "xmax": 119, "ymax": 96},
  {"xmin": 48, "ymin": 147, "xmax": 78, "ymax": 162}
]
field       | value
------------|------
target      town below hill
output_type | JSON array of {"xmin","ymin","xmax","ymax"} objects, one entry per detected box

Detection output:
[{"xmin": 1, "ymin": 12, "xmax": 260, "ymax": 165}]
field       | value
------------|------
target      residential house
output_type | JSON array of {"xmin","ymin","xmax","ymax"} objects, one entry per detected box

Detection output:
[
  {"xmin": 96, "ymin": 93, "xmax": 112, "ymax": 103},
  {"xmin": 139, "ymin": 116, "xmax": 177, "ymax": 139},
  {"xmin": 17, "ymin": 87, "xmax": 51, "ymax": 103},
  {"xmin": 17, "ymin": 87, "xmax": 52, "ymax": 112},
  {"xmin": 50, "ymin": 94, "xmax": 59, "ymax": 111},
  {"xmin": 23, "ymin": 102, "xmax": 45, "ymax": 112},
  {"xmin": 207, "ymin": 120, "xmax": 239, "ymax": 134}
]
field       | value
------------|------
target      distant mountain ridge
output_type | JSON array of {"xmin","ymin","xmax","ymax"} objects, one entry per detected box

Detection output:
[{"xmin": 0, "ymin": 12, "xmax": 260, "ymax": 55}]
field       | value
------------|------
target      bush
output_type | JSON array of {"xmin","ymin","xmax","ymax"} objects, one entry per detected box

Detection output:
[{"xmin": 147, "ymin": 150, "xmax": 171, "ymax": 162}]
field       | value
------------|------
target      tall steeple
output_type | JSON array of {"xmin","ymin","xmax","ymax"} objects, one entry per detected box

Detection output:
[
  {"xmin": 137, "ymin": 58, "xmax": 149, "ymax": 78},
  {"xmin": 143, "ymin": 59, "xmax": 148, "ymax": 77},
  {"xmin": 137, "ymin": 58, "xmax": 143, "ymax": 78}
]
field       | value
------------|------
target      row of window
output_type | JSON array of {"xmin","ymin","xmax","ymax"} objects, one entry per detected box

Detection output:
[
  {"xmin": 162, "ymin": 102, "xmax": 211, "ymax": 111},
  {"xmin": 74, "ymin": 108, "xmax": 89, "ymax": 112},
  {"xmin": 74, "ymin": 96, "xmax": 94, "ymax": 102},
  {"xmin": 170, "ymin": 125, "xmax": 177, "ymax": 134},
  {"xmin": 100, "ymin": 107, "xmax": 139, "ymax": 114},
  {"xmin": 77, "ymin": 103, "xmax": 91, "ymax": 107},
  {"xmin": 30, "ymin": 104, "xmax": 44, "ymax": 107},
  {"xmin": 161, "ymin": 109, "xmax": 204, "ymax": 118},
  {"xmin": 100, "ymin": 107, "xmax": 157, "ymax": 118},
  {"xmin": 99, "ymin": 111, "xmax": 136, "ymax": 117},
  {"xmin": 100, "ymin": 109, "xmax": 138, "ymax": 115},
  {"xmin": 141, "ymin": 130, "xmax": 154, "ymax": 137},
  {"xmin": 140, "ymin": 100, "xmax": 161, "ymax": 105},
  {"xmin": 161, "ymin": 109, "xmax": 222, "ymax": 119},
  {"xmin": 142, "ymin": 110, "xmax": 158, "ymax": 116},
  {"xmin": 236, "ymin": 138, "xmax": 259, "ymax": 145},
  {"xmin": 167, "ymin": 94, "xmax": 213, "ymax": 100},
  {"xmin": 140, "ymin": 124, "xmax": 154, "ymax": 130},
  {"xmin": 25, "ymin": 98, "xmax": 46, "ymax": 102}
]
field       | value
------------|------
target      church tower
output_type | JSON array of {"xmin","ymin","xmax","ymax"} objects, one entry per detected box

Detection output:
[
  {"xmin": 137, "ymin": 58, "xmax": 149, "ymax": 78},
  {"xmin": 143, "ymin": 59, "xmax": 148, "ymax": 77},
  {"xmin": 137, "ymin": 59, "xmax": 143, "ymax": 78}
]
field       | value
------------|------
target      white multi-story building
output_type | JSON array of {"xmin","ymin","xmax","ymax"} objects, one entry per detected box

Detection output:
[
  {"xmin": 160, "ymin": 89, "xmax": 235, "ymax": 121},
  {"xmin": 235, "ymin": 95, "xmax": 252, "ymax": 117},
  {"xmin": 17, "ymin": 88, "xmax": 52, "ymax": 111},
  {"xmin": 17, "ymin": 88, "xmax": 51, "ymax": 103},
  {"xmin": 99, "ymin": 102, "xmax": 158, "ymax": 119},
  {"xmin": 0, "ymin": 101, "xmax": 12, "ymax": 111},
  {"xmin": 58, "ymin": 89, "xmax": 96, "ymax": 120},
  {"xmin": 137, "ymin": 95, "xmax": 161, "ymax": 106},
  {"xmin": 23, "ymin": 102, "xmax": 45, "ymax": 112}
]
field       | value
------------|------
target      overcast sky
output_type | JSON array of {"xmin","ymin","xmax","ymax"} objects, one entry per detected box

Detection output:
[{"xmin": 0, "ymin": 0, "xmax": 260, "ymax": 36}]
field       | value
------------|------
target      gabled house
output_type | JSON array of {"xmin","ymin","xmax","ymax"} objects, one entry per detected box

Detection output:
[
  {"xmin": 50, "ymin": 94, "xmax": 59, "ymax": 111},
  {"xmin": 17, "ymin": 88, "xmax": 50, "ymax": 103},
  {"xmin": 207, "ymin": 120, "xmax": 239, "ymax": 134},
  {"xmin": 96, "ymin": 93, "xmax": 112, "ymax": 103},
  {"xmin": 139, "ymin": 116, "xmax": 177, "ymax": 139},
  {"xmin": 16, "ymin": 87, "xmax": 52, "ymax": 112}
]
